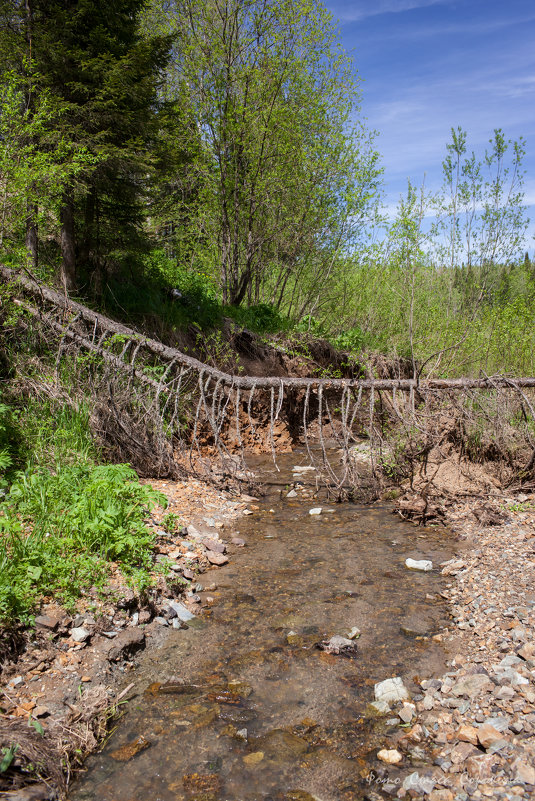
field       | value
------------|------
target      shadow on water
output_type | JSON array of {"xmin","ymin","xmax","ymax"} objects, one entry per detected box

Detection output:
[{"xmin": 71, "ymin": 451, "xmax": 455, "ymax": 801}]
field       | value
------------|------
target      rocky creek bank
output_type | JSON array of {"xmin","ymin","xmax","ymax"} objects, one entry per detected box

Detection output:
[
  {"xmin": 364, "ymin": 494, "xmax": 535, "ymax": 801},
  {"xmin": 0, "ymin": 478, "xmax": 251, "ymax": 798},
  {"xmin": 2, "ymin": 475, "xmax": 535, "ymax": 801}
]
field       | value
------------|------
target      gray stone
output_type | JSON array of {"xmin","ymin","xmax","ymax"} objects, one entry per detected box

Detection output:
[
  {"xmin": 319, "ymin": 635, "xmax": 358, "ymax": 655},
  {"xmin": 368, "ymin": 700, "xmax": 390, "ymax": 715},
  {"xmin": 402, "ymin": 772, "xmax": 435, "ymax": 794},
  {"xmin": 202, "ymin": 538, "xmax": 225, "ymax": 553},
  {"xmin": 401, "ymin": 616, "xmax": 430, "ymax": 637},
  {"xmin": 168, "ymin": 601, "xmax": 195, "ymax": 622},
  {"xmin": 399, "ymin": 705, "xmax": 415, "ymax": 723},
  {"xmin": 71, "ymin": 626, "xmax": 90, "ymax": 643},
  {"xmin": 154, "ymin": 616, "xmax": 168, "ymax": 626},
  {"xmin": 483, "ymin": 716, "xmax": 510, "ymax": 732},
  {"xmin": 206, "ymin": 551, "xmax": 229, "ymax": 565},
  {"xmin": 451, "ymin": 674, "xmax": 492, "ymax": 698},
  {"xmin": 496, "ymin": 668, "xmax": 529, "ymax": 686}
]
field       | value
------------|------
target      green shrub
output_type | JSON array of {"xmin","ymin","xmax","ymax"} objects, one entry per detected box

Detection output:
[
  {"xmin": 0, "ymin": 463, "xmax": 166, "ymax": 624},
  {"xmin": 224, "ymin": 302, "xmax": 289, "ymax": 334}
]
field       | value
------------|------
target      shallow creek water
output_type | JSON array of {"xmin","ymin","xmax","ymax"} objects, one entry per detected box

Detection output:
[{"xmin": 72, "ymin": 453, "xmax": 454, "ymax": 801}]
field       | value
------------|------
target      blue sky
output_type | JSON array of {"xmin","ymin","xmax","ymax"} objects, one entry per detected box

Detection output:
[{"xmin": 326, "ymin": 0, "xmax": 535, "ymax": 251}]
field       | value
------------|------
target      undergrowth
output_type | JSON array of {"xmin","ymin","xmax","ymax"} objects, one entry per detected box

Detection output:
[{"xmin": 0, "ymin": 391, "xmax": 166, "ymax": 627}]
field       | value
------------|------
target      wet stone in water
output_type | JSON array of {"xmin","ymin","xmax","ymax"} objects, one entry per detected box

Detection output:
[{"xmin": 110, "ymin": 734, "xmax": 151, "ymax": 762}]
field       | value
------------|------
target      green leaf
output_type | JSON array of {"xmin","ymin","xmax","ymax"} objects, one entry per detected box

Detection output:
[
  {"xmin": 0, "ymin": 744, "xmax": 18, "ymax": 772},
  {"xmin": 28, "ymin": 716, "xmax": 44, "ymax": 736}
]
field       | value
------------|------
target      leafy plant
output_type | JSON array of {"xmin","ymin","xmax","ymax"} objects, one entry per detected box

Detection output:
[{"xmin": 0, "ymin": 464, "xmax": 166, "ymax": 624}]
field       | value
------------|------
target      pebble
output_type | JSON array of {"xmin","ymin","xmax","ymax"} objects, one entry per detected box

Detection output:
[
  {"xmin": 405, "ymin": 558, "xmax": 433, "ymax": 571},
  {"xmin": 309, "ymin": 507, "xmax": 322, "ymax": 515},
  {"xmin": 377, "ymin": 748, "xmax": 402, "ymax": 764},
  {"xmin": 206, "ymin": 551, "xmax": 229, "ymax": 566}
]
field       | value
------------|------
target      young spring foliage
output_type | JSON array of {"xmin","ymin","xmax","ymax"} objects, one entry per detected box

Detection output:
[{"xmin": 143, "ymin": 0, "xmax": 382, "ymax": 312}]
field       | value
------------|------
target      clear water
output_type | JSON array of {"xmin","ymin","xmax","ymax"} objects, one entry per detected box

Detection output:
[{"xmin": 72, "ymin": 453, "xmax": 453, "ymax": 801}]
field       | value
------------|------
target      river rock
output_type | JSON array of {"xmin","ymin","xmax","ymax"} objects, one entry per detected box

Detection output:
[
  {"xmin": 405, "ymin": 558, "xmax": 433, "ymax": 571},
  {"xmin": 206, "ymin": 551, "xmax": 229, "ymax": 565},
  {"xmin": 348, "ymin": 627, "xmax": 361, "ymax": 639},
  {"xmin": 256, "ymin": 729, "xmax": 308, "ymax": 761},
  {"xmin": 71, "ymin": 626, "xmax": 90, "ymax": 643},
  {"xmin": 465, "ymin": 753, "xmax": 501, "ymax": 780},
  {"xmin": 402, "ymin": 772, "xmax": 435, "ymax": 794},
  {"xmin": 398, "ymin": 704, "xmax": 415, "ymax": 723},
  {"xmin": 368, "ymin": 700, "xmax": 391, "ymax": 715},
  {"xmin": 377, "ymin": 748, "xmax": 402, "ymax": 764},
  {"xmin": 477, "ymin": 723, "xmax": 505, "ymax": 749},
  {"xmin": 400, "ymin": 616, "xmax": 430, "ymax": 637},
  {"xmin": 243, "ymin": 751, "xmax": 264, "ymax": 766},
  {"xmin": 202, "ymin": 538, "xmax": 225, "ymax": 553},
  {"xmin": 187, "ymin": 524, "xmax": 207, "ymax": 540},
  {"xmin": 318, "ymin": 635, "xmax": 358, "ymax": 656},
  {"xmin": 35, "ymin": 614, "xmax": 60, "ymax": 631},
  {"xmin": 451, "ymin": 673, "xmax": 492, "ymax": 698},
  {"xmin": 309, "ymin": 507, "xmax": 322, "ymax": 515},
  {"xmin": 374, "ymin": 677, "xmax": 409, "ymax": 704},
  {"xmin": 168, "ymin": 601, "xmax": 195, "ymax": 622},
  {"xmin": 511, "ymin": 758, "xmax": 535, "ymax": 785},
  {"xmin": 457, "ymin": 724, "xmax": 479, "ymax": 745}
]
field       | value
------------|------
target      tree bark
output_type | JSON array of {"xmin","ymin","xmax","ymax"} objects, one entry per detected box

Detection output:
[
  {"xmin": 60, "ymin": 190, "xmax": 76, "ymax": 293},
  {"xmin": 25, "ymin": 204, "xmax": 38, "ymax": 271}
]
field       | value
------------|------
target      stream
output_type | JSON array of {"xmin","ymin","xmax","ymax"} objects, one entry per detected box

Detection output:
[{"xmin": 72, "ymin": 452, "xmax": 454, "ymax": 801}]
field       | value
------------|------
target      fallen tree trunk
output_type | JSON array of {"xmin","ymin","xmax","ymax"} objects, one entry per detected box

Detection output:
[{"xmin": 3, "ymin": 265, "xmax": 535, "ymax": 392}]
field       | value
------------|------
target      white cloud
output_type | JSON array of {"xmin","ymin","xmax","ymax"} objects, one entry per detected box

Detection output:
[{"xmin": 331, "ymin": 0, "xmax": 449, "ymax": 23}]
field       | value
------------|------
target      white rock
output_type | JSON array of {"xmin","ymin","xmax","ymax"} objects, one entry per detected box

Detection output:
[
  {"xmin": 348, "ymin": 627, "xmax": 361, "ymax": 639},
  {"xmin": 405, "ymin": 558, "xmax": 433, "ymax": 571},
  {"xmin": 286, "ymin": 490, "xmax": 297, "ymax": 498},
  {"xmin": 309, "ymin": 507, "xmax": 322, "ymax": 515},
  {"xmin": 292, "ymin": 465, "xmax": 315, "ymax": 472},
  {"xmin": 374, "ymin": 677, "xmax": 410, "ymax": 704},
  {"xmin": 377, "ymin": 749, "xmax": 402, "ymax": 764}
]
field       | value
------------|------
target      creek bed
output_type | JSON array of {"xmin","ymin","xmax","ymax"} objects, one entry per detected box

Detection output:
[{"xmin": 71, "ymin": 453, "xmax": 454, "ymax": 801}]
